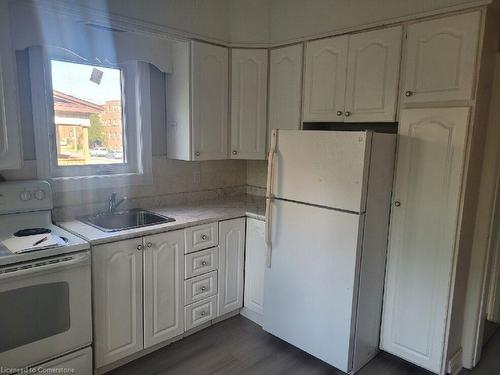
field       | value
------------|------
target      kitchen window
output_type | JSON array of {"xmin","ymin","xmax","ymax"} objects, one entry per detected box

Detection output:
[{"xmin": 29, "ymin": 47, "xmax": 152, "ymax": 191}]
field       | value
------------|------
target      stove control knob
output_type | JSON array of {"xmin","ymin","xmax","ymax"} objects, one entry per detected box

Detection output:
[
  {"xmin": 19, "ymin": 190, "xmax": 32, "ymax": 201},
  {"xmin": 34, "ymin": 189, "xmax": 46, "ymax": 200}
]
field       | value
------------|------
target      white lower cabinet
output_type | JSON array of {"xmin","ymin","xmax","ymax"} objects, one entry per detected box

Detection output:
[
  {"xmin": 93, "ymin": 238, "xmax": 144, "ymax": 368},
  {"xmin": 143, "ymin": 231, "xmax": 184, "ymax": 348},
  {"xmin": 93, "ymin": 231, "xmax": 185, "ymax": 368},
  {"xmin": 218, "ymin": 218, "xmax": 246, "ymax": 316},
  {"xmin": 93, "ymin": 219, "xmax": 247, "ymax": 369},
  {"xmin": 242, "ymin": 218, "xmax": 266, "ymax": 325}
]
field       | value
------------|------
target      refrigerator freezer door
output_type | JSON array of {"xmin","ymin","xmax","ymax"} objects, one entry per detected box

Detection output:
[
  {"xmin": 263, "ymin": 199, "xmax": 363, "ymax": 372},
  {"xmin": 271, "ymin": 130, "xmax": 371, "ymax": 213}
]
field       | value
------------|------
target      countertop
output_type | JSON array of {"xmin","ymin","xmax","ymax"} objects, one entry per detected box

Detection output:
[{"xmin": 58, "ymin": 196, "xmax": 266, "ymax": 245}]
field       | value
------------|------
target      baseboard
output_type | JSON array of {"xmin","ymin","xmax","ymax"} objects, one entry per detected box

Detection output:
[
  {"xmin": 448, "ymin": 348, "xmax": 463, "ymax": 375},
  {"xmin": 240, "ymin": 307, "xmax": 263, "ymax": 326}
]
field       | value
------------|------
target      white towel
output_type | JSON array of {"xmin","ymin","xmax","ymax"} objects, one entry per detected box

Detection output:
[{"xmin": 1, "ymin": 234, "xmax": 65, "ymax": 254}]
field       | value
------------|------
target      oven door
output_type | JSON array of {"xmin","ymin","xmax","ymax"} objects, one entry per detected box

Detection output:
[{"xmin": 0, "ymin": 251, "xmax": 92, "ymax": 368}]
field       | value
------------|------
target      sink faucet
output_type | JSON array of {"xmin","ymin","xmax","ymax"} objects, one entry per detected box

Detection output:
[{"xmin": 108, "ymin": 192, "xmax": 127, "ymax": 213}]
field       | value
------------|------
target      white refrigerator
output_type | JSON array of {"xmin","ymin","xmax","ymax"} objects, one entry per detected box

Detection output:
[{"xmin": 263, "ymin": 130, "xmax": 396, "ymax": 374}]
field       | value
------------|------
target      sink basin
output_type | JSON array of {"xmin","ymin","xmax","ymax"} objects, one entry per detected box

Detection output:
[{"xmin": 82, "ymin": 209, "xmax": 175, "ymax": 232}]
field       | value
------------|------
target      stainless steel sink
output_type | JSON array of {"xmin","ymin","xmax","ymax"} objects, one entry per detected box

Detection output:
[{"xmin": 81, "ymin": 209, "xmax": 175, "ymax": 232}]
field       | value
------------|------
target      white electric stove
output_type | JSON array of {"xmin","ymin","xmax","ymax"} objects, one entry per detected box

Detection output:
[{"xmin": 0, "ymin": 180, "xmax": 93, "ymax": 374}]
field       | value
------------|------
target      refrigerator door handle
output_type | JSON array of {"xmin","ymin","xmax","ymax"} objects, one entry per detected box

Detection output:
[{"xmin": 265, "ymin": 129, "xmax": 278, "ymax": 267}]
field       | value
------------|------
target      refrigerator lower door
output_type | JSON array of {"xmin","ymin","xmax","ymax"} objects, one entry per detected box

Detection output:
[{"xmin": 263, "ymin": 199, "xmax": 364, "ymax": 373}]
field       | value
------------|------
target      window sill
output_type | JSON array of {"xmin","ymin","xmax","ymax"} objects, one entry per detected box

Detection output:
[{"xmin": 48, "ymin": 172, "xmax": 153, "ymax": 192}]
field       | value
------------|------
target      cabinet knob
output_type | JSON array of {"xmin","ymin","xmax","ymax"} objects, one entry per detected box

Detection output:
[
  {"xmin": 344, "ymin": 111, "xmax": 351, "ymax": 117},
  {"xmin": 232, "ymin": 150, "xmax": 238, "ymax": 156},
  {"xmin": 137, "ymin": 244, "xmax": 143, "ymax": 251},
  {"xmin": 200, "ymin": 311, "xmax": 207, "ymax": 316},
  {"xmin": 405, "ymin": 91, "xmax": 413, "ymax": 97},
  {"xmin": 201, "ymin": 260, "xmax": 208, "ymax": 266},
  {"xmin": 147, "ymin": 242, "xmax": 153, "ymax": 248},
  {"xmin": 201, "ymin": 286, "xmax": 207, "ymax": 291},
  {"xmin": 394, "ymin": 201, "xmax": 401, "ymax": 207},
  {"xmin": 201, "ymin": 234, "xmax": 208, "ymax": 240},
  {"xmin": 336, "ymin": 111, "xmax": 343, "ymax": 116},
  {"xmin": 195, "ymin": 151, "xmax": 201, "ymax": 157}
]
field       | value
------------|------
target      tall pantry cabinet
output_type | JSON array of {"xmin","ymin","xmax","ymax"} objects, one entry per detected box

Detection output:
[{"xmin": 381, "ymin": 9, "xmax": 494, "ymax": 374}]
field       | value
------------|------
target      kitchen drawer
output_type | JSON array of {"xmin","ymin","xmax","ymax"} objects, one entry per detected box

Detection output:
[
  {"xmin": 185, "ymin": 223, "xmax": 218, "ymax": 253},
  {"xmin": 185, "ymin": 296, "xmax": 217, "ymax": 331},
  {"xmin": 185, "ymin": 247, "xmax": 219, "ymax": 279},
  {"xmin": 184, "ymin": 271, "xmax": 218, "ymax": 305}
]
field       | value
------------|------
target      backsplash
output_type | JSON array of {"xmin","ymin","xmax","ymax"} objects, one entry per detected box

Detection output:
[
  {"xmin": 1, "ymin": 156, "xmax": 248, "ymax": 220},
  {"xmin": 247, "ymin": 160, "xmax": 267, "ymax": 190}
]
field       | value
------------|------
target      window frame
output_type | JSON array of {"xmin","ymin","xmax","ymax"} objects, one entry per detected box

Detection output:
[{"xmin": 29, "ymin": 46, "xmax": 152, "ymax": 191}]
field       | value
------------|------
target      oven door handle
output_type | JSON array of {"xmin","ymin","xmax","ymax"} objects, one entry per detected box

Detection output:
[{"xmin": 0, "ymin": 252, "xmax": 90, "ymax": 281}]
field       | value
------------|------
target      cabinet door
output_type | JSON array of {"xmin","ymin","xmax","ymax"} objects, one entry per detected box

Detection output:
[
  {"xmin": 345, "ymin": 26, "xmax": 402, "ymax": 122},
  {"xmin": 143, "ymin": 230, "xmax": 184, "ymax": 348},
  {"xmin": 243, "ymin": 218, "xmax": 266, "ymax": 323},
  {"xmin": 0, "ymin": 1, "xmax": 22, "ymax": 170},
  {"xmin": 218, "ymin": 218, "xmax": 245, "ymax": 316},
  {"xmin": 403, "ymin": 11, "xmax": 480, "ymax": 104},
  {"xmin": 380, "ymin": 107, "xmax": 469, "ymax": 373},
  {"xmin": 303, "ymin": 35, "xmax": 348, "ymax": 122},
  {"xmin": 268, "ymin": 44, "xmax": 303, "ymax": 149},
  {"xmin": 191, "ymin": 41, "xmax": 228, "ymax": 160},
  {"xmin": 93, "ymin": 239, "xmax": 143, "ymax": 368},
  {"xmin": 230, "ymin": 49, "xmax": 268, "ymax": 160}
]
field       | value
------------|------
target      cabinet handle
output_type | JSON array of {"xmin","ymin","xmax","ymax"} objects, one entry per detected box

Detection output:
[
  {"xmin": 344, "ymin": 111, "xmax": 351, "ymax": 117},
  {"xmin": 405, "ymin": 91, "xmax": 413, "ymax": 97},
  {"xmin": 394, "ymin": 201, "xmax": 401, "ymax": 207},
  {"xmin": 146, "ymin": 242, "xmax": 153, "ymax": 248},
  {"xmin": 195, "ymin": 151, "xmax": 201, "ymax": 157},
  {"xmin": 201, "ymin": 234, "xmax": 208, "ymax": 240},
  {"xmin": 336, "ymin": 110, "xmax": 343, "ymax": 116},
  {"xmin": 232, "ymin": 150, "xmax": 238, "ymax": 156},
  {"xmin": 136, "ymin": 244, "xmax": 143, "ymax": 251},
  {"xmin": 200, "ymin": 286, "xmax": 207, "ymax": 291},
  {"xmin": 201, "ymin": 261, "xmax": 208, "ymax": 266}
]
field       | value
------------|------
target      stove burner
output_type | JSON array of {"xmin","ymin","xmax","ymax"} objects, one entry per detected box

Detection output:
[{"xmin": 14, "ymin": 228, "xmax": 52, "ymax": 237}]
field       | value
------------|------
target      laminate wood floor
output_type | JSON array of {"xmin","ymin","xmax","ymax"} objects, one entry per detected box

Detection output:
[{"xmin": 109, "ymin": 315, "xmax": 498, "ymax": 375}]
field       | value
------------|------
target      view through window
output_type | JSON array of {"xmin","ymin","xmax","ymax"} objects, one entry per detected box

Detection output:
[{"xmin": 50, "ymin": 60, "xmax": 125, "ymax": 166}]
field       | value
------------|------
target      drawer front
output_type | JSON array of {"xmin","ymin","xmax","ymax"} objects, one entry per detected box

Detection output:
[
  {"xmin": 184, "ymin": 271, "xmax": 218, "ymax": 305},
  {"xmin": 184, "ymin": 296, "xmax": 217, "ymax": 331},
  {"xmin": 185, "ymin": 247, "xmax": 219, "ymax": 279},
  {"xmin": 185, "ymin": 223, "xmax": 219, "ymax": 253}
]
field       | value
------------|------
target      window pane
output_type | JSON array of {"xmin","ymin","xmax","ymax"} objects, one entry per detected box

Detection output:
[{"xmin": 50, "ymin": 60, "xmax": 125, "ymax": 166}]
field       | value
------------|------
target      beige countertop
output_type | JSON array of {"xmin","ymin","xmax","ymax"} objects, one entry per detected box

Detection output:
[{"xmin": 58, "ymin": 196, "xmax": 266, "ymax": 246}]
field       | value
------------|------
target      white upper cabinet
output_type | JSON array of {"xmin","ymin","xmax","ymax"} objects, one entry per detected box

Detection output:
[
  {"xmin": 403, "ymin": 11, "xmax": 481, "ymax": 104},
  {"xmin": 303, "ymin": 35, "xmax": 348, "ymax": 122},
  {"xmin": 381, "ymin": 107, "xmax": 469, "ymax": 372},
  {"xmin": 192, "ymin": 42, "xmax": 228, "ymax": 160},
  {"xmin": 230, "ymin": 49, "xmax": 268, "ymax": 160},
  {"xmin": 167, "ymin": 41, "xmax": 228, "ymax": 161},
  {"xmin": 268, "ymin": 44, "xmax": 303, "ymax": 147},
  {"xmin": 0, "ymin": 1, "xmax": 22, "ymax": 170},
  {"xmin": 345, "ymin": 26, "xmax": 402, "ymax": 122},
  {"xmin": 218, "ymin": 218, "xmax": 245, "ymax": 316},
  {"xmin": 303, "ymin": 26, "xmax": 402, "ymax": 122},
  {"xmin": 143, "ymin": 230, "xmax": 184, "ymax": 349}
]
